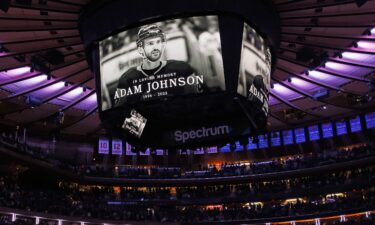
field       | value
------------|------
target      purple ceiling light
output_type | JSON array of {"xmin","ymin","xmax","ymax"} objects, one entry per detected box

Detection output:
[
  {"xmin": 309, "ymin": 70, "xmax": 348, "ymax": 85},
  {"xmin": 341, "ymin": 52, "xmax": 373, "ymax": 62},
  {"xmin": 324, "ymin": 61, "xmax": 351, "ymax": 71},
  {"xmin": 268, "ymin": 95, "xmax": 278, "ymax": 106},
  {"xmin": 27, "ymin": 81, "xmax": 67, "ymax": 99},
  {"xmin": 357, "ymin": 41, "xmax": 375, "ymax": 49},
  {"xmin": 3, "ymin": 66, "xmax": 31, "ymax": 76},
  {"xmin": 272, "ymin": 83, "xmax": 302, "ymax": 100},
  {"xmin": 3, "ymin": 75, "xmax": 48, "ymax": 91},
  {"xmin": 59, "ymin": 87, "xmax": 86, "ymax": 100},
  {"xmin": 289, "ymin": 77, "xmax": 317, "ymax": 90},
  {"xmin": 74, "ymin": 92, "xmax": 97, "ymax": 110}
]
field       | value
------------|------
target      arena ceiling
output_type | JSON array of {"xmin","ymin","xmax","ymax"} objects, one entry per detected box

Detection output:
[{"xmin": 0, "ymin": 0, "xmax": 374, "ymax": 138}]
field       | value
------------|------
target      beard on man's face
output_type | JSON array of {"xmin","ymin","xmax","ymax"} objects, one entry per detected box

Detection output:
[{"xmin": 145, "ymin": 49, "xmax": 162, "ymax": 62}]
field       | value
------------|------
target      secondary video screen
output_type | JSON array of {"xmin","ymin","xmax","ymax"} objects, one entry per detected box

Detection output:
[
  {"xmin": 99, "ymin": 15, "xmax": 225, "ymax": 111},
  {"xmin": 237, "ymin": 22, "xmax": 272, "ymax": 117}
]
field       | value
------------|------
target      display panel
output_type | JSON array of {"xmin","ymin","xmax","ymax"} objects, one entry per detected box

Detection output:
[
  {"xmin": 100, "ymin": 15, "xmax": 225, "ymax": 111},
  {"xmin": 258, "ymin": 134, "xmax": 269, "ymax": 149},
  {"xmin": 139, "ymin": 148, "xmax": 150, "ymax": 156},
  {"xmin": 349, "ymin": 116, "xmax": 362, "ymax": 133},
  {"xmin": 98, "ymin": 139, "xmax": 109, "ymax": 154},
  {"xmin": 270, "ymin": 131, "xmax": 281, "ymax": 147},
  {"xmin": 335, "ymin": 121, "xmax": 347, "ymax": 136},
  {"xmin": 322, "ymin": 122, "xmax": 334, "ymax": 138},
  {"xmin": 207, "ymin": 146, "xmax": 218, "ymax": 154},
  {"xmin": 156, "ymin": 149, "xmax": 165, "ymax": 155},
  {"xmin": 282, "ymin": 130, "xmax": 293, "ymax": 145},
  {"xmin": 193, "ymin": 147, "xmax": 205, "ymax": 155},
  {"xmin": 294, "ymin": 128, "xmax": 306, "ymax": 144},
  {"xmin": 308, "ymin": 125, "xmax": 320, "ymax": 141},
  {"xmin": 237, "ymin": 23, "xmax": 271, "ymax": 118},
  {"xmin": 235, "ymin": 141, "xmax": 244, "ymax": 151},
  {"xmin": 247, "ymin": 137, "xmax": 258, "ymax": 150},
  {"xmin": 365, "ymin": 112, "xmax": 375, "ymax": 129},
  {"xmin": 112, "ymin": 139, "xmax": 123, "ymax": 155},
  {"xmin": 220, "ymin": 143, "xmax": 231, "ymax": 153},
  {"xmin": 96, "ymin": 14, "xmax": 274, "ymax": 149},
  {"xmin": 126, "ymin": 143, "xmax": 137, "ymax": 156}
]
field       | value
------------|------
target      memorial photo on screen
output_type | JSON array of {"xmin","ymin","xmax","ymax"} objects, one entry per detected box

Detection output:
[
  {"xmin": 237, "ymin": 23, "xmax": 271, "ymax": 117},
  {"xmin": 99, "ymin": 15, "xmax": 225, "ymax": 111},
  {"xmin": 122, "ymin": 109, "xmax": 147, "ymax": 138}
]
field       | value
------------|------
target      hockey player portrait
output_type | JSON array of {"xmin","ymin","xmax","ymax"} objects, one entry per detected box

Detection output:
[
  {"xmin": 237, "ymin": 23, "xmax": 271, "ymax": 117},
  {"xmin": 99, "ymin": 16, "xmax": 225, "ymax": 111},
  {"xmin": 113, "ymin": 24, "xmax": 201, "ymax": 107}
]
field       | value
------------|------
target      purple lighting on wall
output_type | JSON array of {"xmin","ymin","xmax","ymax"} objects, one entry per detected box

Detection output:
[{"xmin": 5, "ymin": 66, "xmax": 31, "ymax": 76}]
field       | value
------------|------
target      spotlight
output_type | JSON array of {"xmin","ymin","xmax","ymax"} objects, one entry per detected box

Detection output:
[
  {"xmin": 287, "ymin": 76, "xmax": 292, "ymax": 83},
  {"xmin": 352, "ymin": 41, "xmax": 358, "ymax": 48},
  {"xmin": 305, "ymin": 71, "xmax": 309, "ymax": 76},
  {"xmin": 64, "ymin": 81, "xmax": 69, "ymax": 87}
]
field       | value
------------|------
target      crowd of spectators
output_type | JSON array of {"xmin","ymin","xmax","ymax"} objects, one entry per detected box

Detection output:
[
  {"xmin": 1, "ymin": 130, "xmax": 374, "ymax": 180},
  {"xmin": 0, "ymin": 215, "xmax": 373, "ymax": 225},
  {"xmin": 81, "ymin": 144, "xmax": 374, "ymax": 179},
  {"xmin": 179, "ymin": 191, "xmax": 374, "ymax": 222},
  {"xmin": 0, "ymin": 132, "xmax": 374, "ymax": 223},
  {"xmin": 0, "ymin": 171, "xmax": 374, "ymax": 223}
]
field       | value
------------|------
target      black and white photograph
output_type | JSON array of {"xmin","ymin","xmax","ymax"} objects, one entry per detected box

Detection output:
[
  {"xmin": 122, "ymin": 109, "xmax": 147, "ymax": 138},
  {"xmin": 237, "ymin": 23, "xmax": 272, "ymax": 116},
  {"xmin": 99, "ymin": 15, "xmax": 225, "ymax": 111}
]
